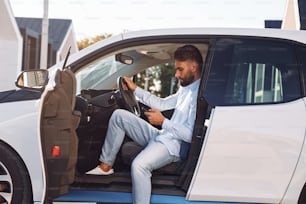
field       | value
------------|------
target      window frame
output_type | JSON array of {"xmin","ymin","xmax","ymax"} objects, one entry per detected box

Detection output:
[
  {"xmin": 296, "ymin": 45, "xmax": 306, "ymax": 97},
  {"xmin": 202, "ymin": 37, "xmax": 303, "ymax": 106}
]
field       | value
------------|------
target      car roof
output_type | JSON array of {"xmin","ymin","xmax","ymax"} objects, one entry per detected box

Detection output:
[
  {"xmin": 53, "ymin": 27, "xmax": 306, "ymax": 72},
  {"xmin": 81, "ymin": 28, "xmax": 306, "ymax": 61},
  {"xmin": 122, "ymin": 27, "xmax": 306, "ymax": 44}
]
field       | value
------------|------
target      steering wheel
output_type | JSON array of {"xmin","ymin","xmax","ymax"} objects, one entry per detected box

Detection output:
[{"xmin": 117, "ymin": 77, "xmax": 140, "ymax": 116}]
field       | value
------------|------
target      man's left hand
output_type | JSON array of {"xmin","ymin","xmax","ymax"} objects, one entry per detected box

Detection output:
[{"xmin": 144, "ymin": 109, "xmax": 165, "ymax": 126}]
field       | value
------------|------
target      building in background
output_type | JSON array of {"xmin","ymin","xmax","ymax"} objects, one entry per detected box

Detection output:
[
  {"xmin": 16, "ymin": 17, "xmax": 78, "ymax": 71},
  {"xmin": 298, "ymin": 0, "xmax": 306, "ymax": 29},
  {"xmin": 0, "ymin": 0, "xmax": 78, "ymax": 91},
  {"xmin": 264, "ymin": 20, "xmax": 282, "ymax": 29},
  {"xmin": 265, "ymin": 0, "xmax": 306, "ymax": 30}
]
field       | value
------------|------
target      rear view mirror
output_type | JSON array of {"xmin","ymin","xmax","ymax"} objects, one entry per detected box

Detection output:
[
  {"xmin": 15, "ymin": 69, "xmax": 49, "ymax": 91},
  {"xmin": 115, "ymin": 54, "xmax": 133, "ymax": 65}
]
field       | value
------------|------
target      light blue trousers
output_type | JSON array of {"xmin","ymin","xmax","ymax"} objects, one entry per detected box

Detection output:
[{"xmin": 99, "ymin": 109, "xmax": 179, "ymax": 204}]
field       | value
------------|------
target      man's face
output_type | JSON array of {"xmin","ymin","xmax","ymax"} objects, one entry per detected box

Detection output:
[{"xmin": 174, "ymin": 60, "xmax": 197, "ymax": 87}]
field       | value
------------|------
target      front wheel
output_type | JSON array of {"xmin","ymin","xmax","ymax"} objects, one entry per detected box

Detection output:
[{"xmin": 0, "ymin": 142, "xmax": 33, "ymax": 204}]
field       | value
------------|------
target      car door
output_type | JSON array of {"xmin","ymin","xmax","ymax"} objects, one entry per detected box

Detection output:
[
  {"xmin": 39, "ymin": 68, "xmax": 80, "ymax": 202},
  {"xmin": 188, "ymin": 38, "xmax": 306, "ymax": 203}
]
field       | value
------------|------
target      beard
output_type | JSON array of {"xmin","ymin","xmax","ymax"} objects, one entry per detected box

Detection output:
[{"xmin": 179, "ymin": 75, "xmax": 195, "ymax": 87}]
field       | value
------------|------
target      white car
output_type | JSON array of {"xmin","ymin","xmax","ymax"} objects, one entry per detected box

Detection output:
[{"xmin": 0, "ymin": 28, "xmax": 306, "ymax": 204}]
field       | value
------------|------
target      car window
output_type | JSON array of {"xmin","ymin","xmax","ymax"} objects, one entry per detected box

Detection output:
[
  {"xmin": 204, "ymin": 38, "xmax": 301, "ymax": 106},
  {"xmin": 136, "ymin": 63, "xmax": 178, "ymax": 97},
  {"xmin": 74, "ymin": 48, "xmax": 172, "ymax": 94},
  {"xmin": 75, "ymin": 55, "xmax": 126, "ymax": 92},
  {"xmin": 298, "ymin": 46, "xmax": 306, "ymax": 95}
]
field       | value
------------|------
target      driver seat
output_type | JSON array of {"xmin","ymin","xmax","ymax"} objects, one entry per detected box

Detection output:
[{"xmin": 121, "ymin": 141, "xmax": 185, "ymax": 175}]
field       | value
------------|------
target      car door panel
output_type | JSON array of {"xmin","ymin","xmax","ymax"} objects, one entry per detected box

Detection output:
[
  {"xmin": 40, "ymin": 69, "xmax": 80, "ymax": 202},
  {"xmin": 187, "ymin": 37, "xmax": 305, "ymax": 203},
  {"xmin": 188, "ymin": 99, "xmax": 306, "ymax": 203}
]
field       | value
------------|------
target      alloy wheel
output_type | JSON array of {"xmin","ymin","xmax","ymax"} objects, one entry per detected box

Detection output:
[{"xmin": 0, "ymin": 162, "xmax": 12, "ymax": 204}]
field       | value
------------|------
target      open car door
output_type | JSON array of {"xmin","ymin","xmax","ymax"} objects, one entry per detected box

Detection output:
[{"xmin": 40, "ymin": 68, "xmax": 80, "ymax": 203}]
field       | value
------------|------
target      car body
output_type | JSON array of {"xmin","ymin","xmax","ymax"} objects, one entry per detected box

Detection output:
[{"xmin": 0, "ymin": 27, "xmax": 306, "ymax": 204}]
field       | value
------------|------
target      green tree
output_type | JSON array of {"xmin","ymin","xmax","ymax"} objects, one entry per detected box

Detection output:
[
  {"xmin": 159, "ymin": 63, "xmax": 177, "ymax": 97},
  {"xmin": 136, "ymin": 63, "xmax": 178, "ymax": 97},
  {"xmin": 136, "ymin": 66, "xmax": 160, "ymax": 94},
  {"xmin": 77, "ymin": 33, "xmax": 112, "ymax": 50}
]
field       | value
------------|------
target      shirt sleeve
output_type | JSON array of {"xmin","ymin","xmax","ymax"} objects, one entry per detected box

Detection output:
[{"xmin": 134, "ymin": 87, "xmax": 178, "ymax": 111}]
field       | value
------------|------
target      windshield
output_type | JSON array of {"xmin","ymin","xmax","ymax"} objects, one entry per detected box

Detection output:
[{"xmin": 75, "ymin": 55, "xmax": 126, "ymax": 93}]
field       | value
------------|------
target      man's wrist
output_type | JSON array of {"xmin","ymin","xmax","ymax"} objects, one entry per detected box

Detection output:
[{"xmin": 161, "ymin": 118, "xmax": 170, "ymax": 130}]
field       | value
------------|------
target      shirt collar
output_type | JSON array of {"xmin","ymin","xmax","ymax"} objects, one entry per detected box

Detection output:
[{"xmin": 180, "ymin": 79, "xmax": 200, "ymax": 91}]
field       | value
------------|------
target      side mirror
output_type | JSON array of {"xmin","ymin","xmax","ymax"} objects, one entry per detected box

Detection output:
[
  {"xmin": 15, "ymin": 69, "xmax": 49, "ymax": 91},
  {"xmin": 115, "ymin": 54, "xmax": 133, "ymax": 65}
]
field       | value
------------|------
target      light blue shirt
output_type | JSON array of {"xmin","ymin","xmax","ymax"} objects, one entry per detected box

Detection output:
[{"xmin": 134, "ymin": 79, "xmax": 200, "ymax": 157}]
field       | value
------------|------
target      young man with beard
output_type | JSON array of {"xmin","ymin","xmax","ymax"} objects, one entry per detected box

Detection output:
[{"xmin": 87, "ymin": 44, "xmax": 203, "ymax": 204}]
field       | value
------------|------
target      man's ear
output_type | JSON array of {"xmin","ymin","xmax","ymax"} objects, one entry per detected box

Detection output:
[{"xmin": 191, "ymin": 61, "xmax": 198, "ymax": 73}]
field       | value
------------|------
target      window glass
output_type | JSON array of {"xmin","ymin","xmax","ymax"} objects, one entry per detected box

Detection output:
[
  {"xmin": 298, "ymin": 46, "xmax": 306, "ymax": 95},
  {"xmin": 75, "ymin": 49, "xmax": 148, "ymax": 93},
  {"xmin": 75, "ymin": 55, "xmax": 124, "ymax": 92},
  {"xmin": 204, "ymin": 39, "xmax": 301, "ymax": 106}
]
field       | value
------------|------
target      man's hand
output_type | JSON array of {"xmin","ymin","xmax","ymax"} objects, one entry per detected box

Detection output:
[
  {"xmin": 122, "ymin": 77, "xmax": 137, "ymax": 91},
  {"xmin": 144, "ymin": 109, "xmax": 165, "ymax": 126}
]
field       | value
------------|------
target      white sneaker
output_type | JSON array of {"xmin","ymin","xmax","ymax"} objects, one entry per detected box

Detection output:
[{"xmin": 85, "ymin": 166, "xmax": 114, "ymax": 175}]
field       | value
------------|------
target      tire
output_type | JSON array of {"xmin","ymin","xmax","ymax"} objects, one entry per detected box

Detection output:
[
  {"xmin": 298, "ymin": 183, "xmax": 306, "ymax": 204},
  {"xmin": 0, "ymin": 142, "xmax": 33, "ymax": 204}
]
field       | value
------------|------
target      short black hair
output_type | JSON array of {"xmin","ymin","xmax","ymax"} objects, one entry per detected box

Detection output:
[{"xmin": 174, "ymin": 45, "xmax": 203, "ymax": 69}]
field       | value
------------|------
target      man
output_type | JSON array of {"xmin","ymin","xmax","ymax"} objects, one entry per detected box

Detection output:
[{"xmin": 87, "ymin": 44, "xmax": 203, "ymax": 204}]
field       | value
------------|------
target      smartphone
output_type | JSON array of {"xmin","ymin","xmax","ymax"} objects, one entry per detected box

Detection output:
[{"xmin": 141, "ymin": 106, "xmax": 150, "ymax": 112}]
